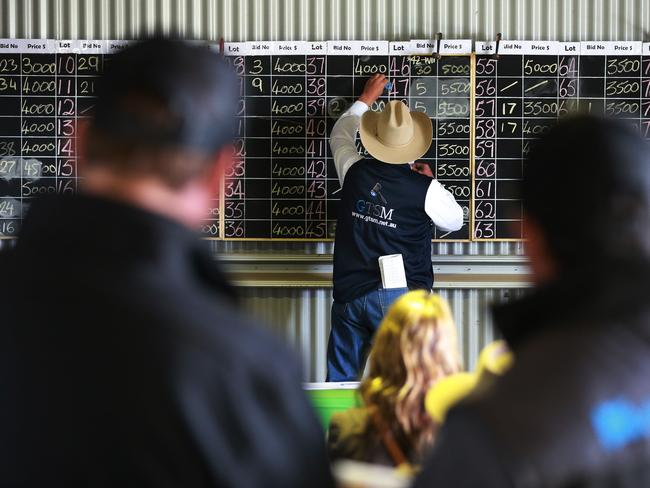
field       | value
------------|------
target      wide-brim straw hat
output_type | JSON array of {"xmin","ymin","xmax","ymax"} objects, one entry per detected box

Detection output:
[{"xmin": 359, "ymin": 100, "xmax": 433, "ymax": 164}]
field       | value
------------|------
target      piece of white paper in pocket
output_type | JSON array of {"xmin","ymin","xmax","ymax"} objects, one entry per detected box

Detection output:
[{"xmin": 378, "ymin": 254, "xmax": 407, "ymax": 289}]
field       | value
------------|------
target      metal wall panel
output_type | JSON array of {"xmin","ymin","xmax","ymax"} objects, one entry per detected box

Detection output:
[
  {"xmin": 3, "ymin": 0, "xmax": 650, "ymax": 41},
  {"xmin": 1, "ymin": 0, "xmax": 643, "ymax": 379},
  {"xmin": 239, "ymin": 287, "xmax": 527, "ymax": 381}
]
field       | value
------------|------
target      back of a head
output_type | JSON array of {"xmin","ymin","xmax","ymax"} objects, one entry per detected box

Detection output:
[
  {"xmin": 524, "ymin": 116, "xmax": 650, "ymax": 272},
  {"xmin": 361, "ymin": 291, "xmax": 461, "ymax": 450},
  {"xmin": 84, "ymin": 38, "xmax": 238, "ymax": 188}
]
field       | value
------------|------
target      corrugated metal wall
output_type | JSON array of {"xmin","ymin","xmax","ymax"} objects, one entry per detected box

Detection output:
[
  {"xmin": 2, "ymin": 0, "xmax": 649, "ymax": 41},
  {"xmin": 1, "ymin": 0, "xmax": 644, "ymax": 380},
  {"xmin": 239, "ymin": 287, "xmax": 527, "ymax": 380}
]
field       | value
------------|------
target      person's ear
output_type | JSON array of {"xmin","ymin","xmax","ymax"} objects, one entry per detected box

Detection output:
[
  {"xmin": 523, "ymin": 215, "xmax": 557, "ymax": 285},
  {"xmin": 204, "ymin": 145, "xmax": 233, "ymax": 195},
  {"xmin": 76, "ymin": 119, "xmax": 90, "ymax": 175}
]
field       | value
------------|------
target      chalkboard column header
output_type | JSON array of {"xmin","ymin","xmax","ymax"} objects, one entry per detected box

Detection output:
[
  {"xmin": 389, "ymin": 39, "xmax": 472, "ymax": 55},
  {"xmin": 326, "ymin": 41, "xmax": 389, "ymax": 55}
]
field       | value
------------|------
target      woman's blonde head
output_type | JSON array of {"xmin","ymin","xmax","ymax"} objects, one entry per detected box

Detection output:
[{"xmin": 360, "ymin": 290, "xmax": 461, "ymax": 454}]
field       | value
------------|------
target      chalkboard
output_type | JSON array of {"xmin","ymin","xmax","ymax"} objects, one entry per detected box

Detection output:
[
  {"xmin": 3, "ymin": 39, "xmax": 650, "ymax": 241},
  {"xmin": 223, "ymin": 40, "xmax": 473, "ymax": 240},
  {"xmin": 473, "ymin": 40, "xmax": 650, "ymax": 240}
]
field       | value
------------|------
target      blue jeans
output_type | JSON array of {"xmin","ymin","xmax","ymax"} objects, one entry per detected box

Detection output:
[{"xmin": 326, "ymin": 287, "xmax": 409, "ymax": 382}]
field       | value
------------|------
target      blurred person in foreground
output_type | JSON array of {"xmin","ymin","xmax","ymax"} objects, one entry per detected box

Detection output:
[
  {"xmin": 328, "ymin": 291, "xmax": 462, "ymax": 469},
  {"xmin": 414, "ymin": 116, "xmax": 650, "ymax": 487},
  {"xmin": 0, "ymin": 39, "xmax": 333, "ymax": 487}
]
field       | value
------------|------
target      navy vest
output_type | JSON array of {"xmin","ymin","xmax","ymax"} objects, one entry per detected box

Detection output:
[{"xmin": 333, "ymin": 159, "xmax": 434, "ymax": 303}]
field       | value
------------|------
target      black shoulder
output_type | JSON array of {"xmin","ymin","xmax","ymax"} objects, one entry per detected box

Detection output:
[{"xmin": 414, "ymin": 407, "xmax": 515, "ymax": 488}]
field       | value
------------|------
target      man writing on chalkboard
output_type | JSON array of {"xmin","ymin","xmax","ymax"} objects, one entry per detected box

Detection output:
[
  {"xmin": 0, "ymin": 39, "xmax": 333, "ymax": 487},
  {"xmin": 327, "ymin": 74, "xmax": 464, "ymax": 382}
]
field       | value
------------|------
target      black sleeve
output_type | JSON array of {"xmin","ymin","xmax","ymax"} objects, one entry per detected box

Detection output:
[
  {"xmin": 264, "ymin": 354, "xmax": 336, "ymax": 488},
  {"xmin": 175, "ymin": 333, "xmax": 335, "ymax": 488},
  {"xmin": 413, "ymin": 408, "xmax": 514, "ymax": 488}
]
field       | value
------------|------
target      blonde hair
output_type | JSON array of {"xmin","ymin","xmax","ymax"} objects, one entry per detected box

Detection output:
[{"xmin": 360, "ymin": 291, "xmax": 462, "ymax": 456}]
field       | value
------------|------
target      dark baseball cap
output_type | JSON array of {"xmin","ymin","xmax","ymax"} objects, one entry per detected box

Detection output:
[{"xmin": 91, "ymin": 38, "xmax": 239, "ymax": 155}]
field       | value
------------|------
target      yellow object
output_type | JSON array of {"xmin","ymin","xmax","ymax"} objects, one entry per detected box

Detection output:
[
  {"xmin": 476, "ymin": 340, "xmax": 514, "ymax": 376},
  {"xmin": 424, "ymin": 372, "xmax": 478, "ymax": 423}
]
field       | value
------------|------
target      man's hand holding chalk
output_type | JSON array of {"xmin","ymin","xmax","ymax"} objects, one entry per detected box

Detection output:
[{"xmin": 359, "ymin": 74, "xmax": 390, "ymax": 106}]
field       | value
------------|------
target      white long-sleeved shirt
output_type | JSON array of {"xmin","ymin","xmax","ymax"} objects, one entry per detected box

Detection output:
[{"xmin": 329, "ymin": 101, "xmax": 464, "ymax": 232}]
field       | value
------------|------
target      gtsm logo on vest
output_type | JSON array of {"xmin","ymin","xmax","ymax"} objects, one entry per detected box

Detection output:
[
  {"xmin": 351, "ymin": 181, "xmax": 398, "ymax": 228},
  {"xmin": 355, "ymin": 200, "xmax": 394, "ymax": 221}
]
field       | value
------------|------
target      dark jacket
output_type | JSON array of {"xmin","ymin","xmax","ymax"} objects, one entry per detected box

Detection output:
[
  {"xmin": 0, "ymin": 194, "xmax": 333, "ymax": 488},
  {"xmin": 414, "ymin": 265, "xmax": 650, "ymax": 488}
]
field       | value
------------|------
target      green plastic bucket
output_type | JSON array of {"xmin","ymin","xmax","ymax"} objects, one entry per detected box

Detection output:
[{"xmin": 304, "ymin": 382, "xmax": 363, "ymax": 430}]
